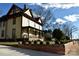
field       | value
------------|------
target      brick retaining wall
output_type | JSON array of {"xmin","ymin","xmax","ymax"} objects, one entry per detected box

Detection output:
[
  {"xmin": 18, "ymin": 44, "xmax": 65, "ymax": 55},
  {"xmin": 64, "ymin": 41, "xmax": 79, "ymax": 55},
  {"xmin": 18, "ymin": 41, "xmax": 79, "ymax": 55},
  {"xmin": 64, "ymin": 42, "xmax": 74, "ymax": 54}
]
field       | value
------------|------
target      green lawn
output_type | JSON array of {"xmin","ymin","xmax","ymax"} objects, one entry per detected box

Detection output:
[{"xmin": 0, "ymin": 42, "xmax": 18, "ymax": 46}]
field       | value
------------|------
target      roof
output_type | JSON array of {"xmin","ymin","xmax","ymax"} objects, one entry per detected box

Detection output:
[
  {"xmin": 7, "ymin": 4, "xmax": 23, "ymax": 15},
  {"xmin": 0, "ymin": 4, "xmax": 42, "ymax": 25}
]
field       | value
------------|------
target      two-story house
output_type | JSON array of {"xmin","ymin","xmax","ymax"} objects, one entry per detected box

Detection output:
[{"xmin": 0, "ymin": 4, "xmax": 43, "ymax": 41}]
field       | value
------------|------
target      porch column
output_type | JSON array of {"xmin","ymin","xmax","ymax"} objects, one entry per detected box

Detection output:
[
  {"xmin": 28, "ymin": 27, "xmax": 29, "ymax": 40},
  {"xmin": 39, "ymin": 30, "xmax": 40, "ymax": 38}
]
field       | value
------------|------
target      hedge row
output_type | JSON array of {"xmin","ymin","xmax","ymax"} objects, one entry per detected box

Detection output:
[{"xmin": 19, "ymin": 41, "xmax": 55, "ymax": 45}]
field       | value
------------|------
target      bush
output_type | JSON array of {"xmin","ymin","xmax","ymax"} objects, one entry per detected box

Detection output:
[
  {"xmin": 55, "ymin": 40, "xmax": 59, "ymax": 44},
  {"xmin": 52, "ymin": 29, "xmax": 71, "ymax": 44},
  {"xmin": 40, "ymin": 41, "xmax": 43, "ymax": 45},
  {"xmin": 65, "ymin": 36, "xmax": 70, "ymax": 40},
  {"xmin": 34, "ymin": 41, "xmax": 37, "ymax": 44},
  {"xmin": 28, "ymin": 41, "xmax": 31, "ymax": 44},
  {"xmin": 53, "ymin": 29, "xmax": 64, "ymax": 40},
  {"xmin": 52, "ymin": 29, "xmax": 65, "ymax": 44},
  {"xmin": 45, "ymin": 37, "xmax": 52, "ymax": 41},
  {"xmin": 46, "ymin": 41, "xmax": 49, "ymax": 45},
  {"xmin": 44, "ymin": 29, "xmax": 52, "ymax": 41}
]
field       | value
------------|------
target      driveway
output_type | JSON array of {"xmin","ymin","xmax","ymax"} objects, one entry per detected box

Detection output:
[{"xmin": 0, "ymin": 45, "xmax": 61, "ymax": 56}]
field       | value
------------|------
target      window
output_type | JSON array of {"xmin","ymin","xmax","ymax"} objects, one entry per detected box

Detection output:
[
  {"xmin": 1, "ymin": 30, "xmax": 4, "ymax": 37},
  {"xmin": 13, "ymin": 7, "xmax": 16, "ymax": 14},
  {"xmin": 0, "ymin": 22, "xmax": 2, "ymax": 27},
  {"xmin": 35, "ymin": 30, "xmax": 38, "ymax": 35},
  {"xmin": 9, "ymin": 10, "xmax": 13, "ymax": 15},
  {"xmin": 13, "ymin": 17, "xmax": 16, "ymax": 24},
  {"xmin": 29, "ymin": 28, "xmax": 34, "ymax": 34},
  {"xmin": 3, "ymin": 22, "xmax": 5, "ymax": 27},
  {"xmin": 12, "ymin": 29, "xmax": 16, "ymax": 39},
  {"xmin": 16, "ymin": 8, "xmax": 19, "ymax": 13}
]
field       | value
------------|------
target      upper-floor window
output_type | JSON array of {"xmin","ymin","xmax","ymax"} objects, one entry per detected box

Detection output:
[
  {"xmin": 1, "ymin": 30, "xmax": 4, "ymax": 37},
  {"xmin": 9, "ymin": 10, "xmax": 13, "ymax": 15},
  {"xmin": 15, "ymin": 8, "xmax": 20, "ymax": 13},
  {"xmin": 0, "ymin": 22, "xmax": 5, "ymax": 27},
  {"xmin": 12, "ymin": 29, "xmax": 16, "ymax": 39},
  {"xmin": 13, "ymin": 7, "xmax": 16, "ymax": 14},
  {"xmin": 13, "ymin": 7, "xmax": 19, "ymax": 14},
  {"xmin": 3, "ymin": 21, "xmax": 5, "ymax": 27},
  {"xmin": 13, "ymin": 17, "xmax": 16, "ymax": 25},
  {"xmin": 0, "ymin": 22, "xmax": 2, "ymax": 27}
]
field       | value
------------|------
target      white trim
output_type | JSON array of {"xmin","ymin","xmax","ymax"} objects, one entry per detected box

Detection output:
[{"xmin": 24, "ymin": 10, "xmax": 32, "ymax": 17}]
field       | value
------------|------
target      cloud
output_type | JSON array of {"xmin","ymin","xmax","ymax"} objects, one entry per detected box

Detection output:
[
  {"xmin": 35, "ymin": 3, "xmax": 79, "ymax": 9},
  {"xmin": 53, "ymin": 18, "xmax": 66, "ymax": 24},
  {"xmin": 50, "ymin": 3, "xmax": 79, "ymax": 9},
  {"xmin": 64, "ymin": 14, "xmax": 79, "ymax": 22}
]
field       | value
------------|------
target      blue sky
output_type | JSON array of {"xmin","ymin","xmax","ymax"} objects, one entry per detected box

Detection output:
[
  {"xmin": 0, "ymin": 3, "xmax": 24, "ymax": 16},
  {"xmin": 0, "ymin": 3, "xmax": 79, "ymax": 39}
]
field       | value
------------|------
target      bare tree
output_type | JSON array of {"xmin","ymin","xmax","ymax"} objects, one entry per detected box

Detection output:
[
  {"xmin": 62, "ymin": 22, "xmax": 78, "ymax": 39},
  {"xmin": 26, "ymin": 3, "xmax": 57, "ymax": 30},
  {"xmin": 34, "ymin": 8, "xmax": 53, "ymax": 30}
]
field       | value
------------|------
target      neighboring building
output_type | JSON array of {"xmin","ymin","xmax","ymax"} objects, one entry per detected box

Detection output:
[{"xmin": 0, "ymin": 4, "xmax": 43, "ymax": 41}]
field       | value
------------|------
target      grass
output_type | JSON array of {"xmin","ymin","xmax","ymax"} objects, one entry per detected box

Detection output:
[
  {"xmin": 0, "ymin": 42, "xmax": 23, "ymax": 49},
  {"xmin": 0, "ymin": 42, "xmax": 18, "ymax": 45}
]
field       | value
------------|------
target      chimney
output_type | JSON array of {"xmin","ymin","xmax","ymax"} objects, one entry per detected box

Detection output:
[{"xmin": 24, "ymin": 4, "xmax": 26, "ymax": 10}]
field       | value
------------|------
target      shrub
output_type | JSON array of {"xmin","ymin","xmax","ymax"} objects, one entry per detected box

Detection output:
[
  {"xmin": 28, "ymin": 41, "xmax": 31, "ymax": 44},
  {"xmin": 46, "ymin": 41, "xmax": 49, "ymax": 45},
  {"xmin": 53, "ymin": 29, "xmax": 64, "ymax": 40},
  {"xmin": 65, "ymin": 36, "xmax": 70, "ymax": 40},
  {"xmin": 40, "ymin": 41, "xmax": 43, "ymax": 45},
  {"xmin": 34, "ymin": 41, "xmax": 37, "ymax": 44},
  {"xmin": 52, "ymin": 29, "xmax": 66, "ymax": 44}
]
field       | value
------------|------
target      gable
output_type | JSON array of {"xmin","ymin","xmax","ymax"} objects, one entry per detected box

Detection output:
[
  {"xmin": 24, "ymin": 9, "xmax": 32, "ymax": 17},
  {"xmin": 38, "ymin": 19, "xmax": 42, "ymax": 23},
  {"xmin": 9, "ymin": 9, "xmax": 13, "ymax": 15},
  {"xmin": 7, "ymin": 4, "xmax": 22, "ymax": 15}
]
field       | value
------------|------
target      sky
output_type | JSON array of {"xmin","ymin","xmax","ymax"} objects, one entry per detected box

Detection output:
[{"xmin": 0, "ymin": 3, "xmax": 79, "ymax": 39}]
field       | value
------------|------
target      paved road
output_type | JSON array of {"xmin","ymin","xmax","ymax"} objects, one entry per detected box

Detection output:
[{"xmin": 0, "ymin": 45, "xmax": 61, "ymax": 56}]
